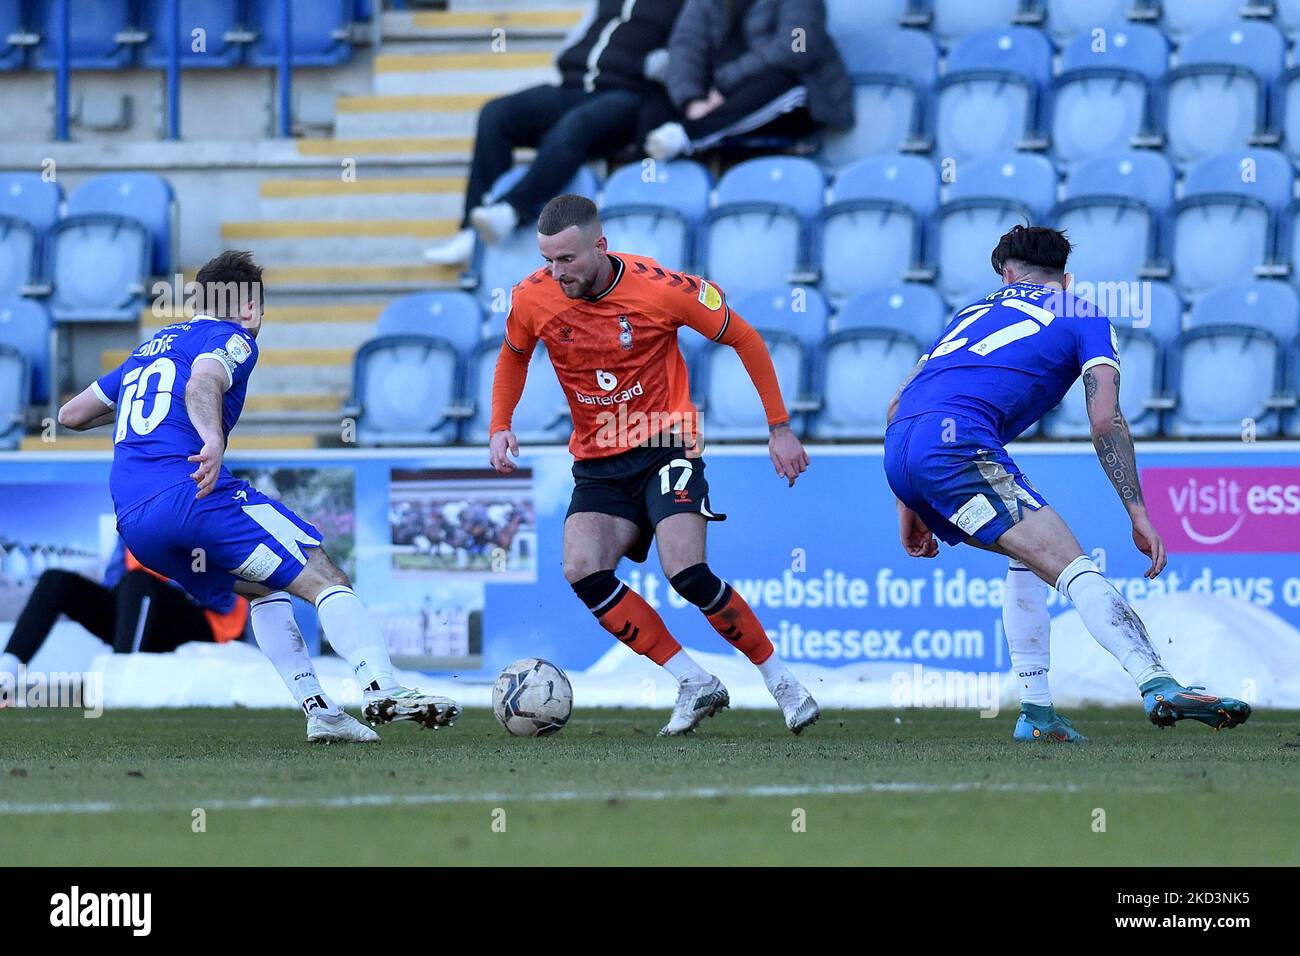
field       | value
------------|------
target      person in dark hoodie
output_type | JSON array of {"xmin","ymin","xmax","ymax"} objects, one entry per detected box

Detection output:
[
  {"xmin": 643, "ymin": 0, "xmax": 853, "ymax": 160},
  {"xmin": 425, "ymin": 0, "xmax": 684, "ymax": 266}
]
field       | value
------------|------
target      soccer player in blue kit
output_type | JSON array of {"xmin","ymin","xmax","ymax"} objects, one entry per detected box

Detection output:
[
  {"xmin": 56, "ymin": 251, "xmax": 459, "ymax": 742},
  {"xmin": 884, "ymin": 226, "xmax": 1251, "ymax": 741}
]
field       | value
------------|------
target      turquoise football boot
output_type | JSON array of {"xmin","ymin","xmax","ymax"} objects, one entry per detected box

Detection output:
[
  {"xmin": 1140, "ymin": 678, "xmax": 1252, "ymax": 730},
  {"xmin": 1013, "ymin": 703, "xmax": 1086, "ymax": 743}
]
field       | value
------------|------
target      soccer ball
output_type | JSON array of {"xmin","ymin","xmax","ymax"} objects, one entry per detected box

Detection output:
[{"xmin": 492, "ymin": 658, "xmax": 573, "ymax": 737}]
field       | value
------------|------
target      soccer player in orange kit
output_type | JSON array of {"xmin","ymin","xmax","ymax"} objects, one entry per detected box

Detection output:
[{"xmin": 488, "ymin": 194, "xmax": 819, "ymax": 735}]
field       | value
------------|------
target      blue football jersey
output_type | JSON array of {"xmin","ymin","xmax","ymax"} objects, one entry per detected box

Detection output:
[
  {"xmin": 892, "ymin": 282, "xmax": 1119, "ymax": 442},
  {"xmin": 94, "ymin": 317, "xmax": 258, "ymax": 517}
]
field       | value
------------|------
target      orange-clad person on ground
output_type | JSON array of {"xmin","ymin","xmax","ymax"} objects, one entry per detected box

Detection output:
[{"xmin": 489, "ymin": 193, "xmax": 820, "ymax": 736}]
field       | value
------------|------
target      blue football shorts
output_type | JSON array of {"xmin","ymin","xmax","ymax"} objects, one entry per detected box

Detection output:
[
  {"xmin": 117, "ymin": 473, "xmax": 322, "ymax": 611},
  {"xmin": 883, "ymin": 412, "xmax": 1048, "ymax": 547}
]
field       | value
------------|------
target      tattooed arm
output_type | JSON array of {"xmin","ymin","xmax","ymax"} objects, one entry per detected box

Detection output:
[{"xmin": 1083, "ymin": 366, "xmax": 1167, "ymax": 578}]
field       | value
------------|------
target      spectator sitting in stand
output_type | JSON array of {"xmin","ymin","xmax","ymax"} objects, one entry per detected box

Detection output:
[
  {"xmin": 424, "ymin": 0, "xmax": 684, "ymax": 266},
  {"xmin": 642, "ymin": 0, "xmax": 853, "ymax": 161}
]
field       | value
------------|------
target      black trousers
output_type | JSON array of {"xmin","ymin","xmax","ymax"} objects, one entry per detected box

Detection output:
[
  {"xmin": 461, "ymin": 82, "xmax": 644, "ymax": 226},
  {"xmin": 639, "ymin": 69, "xmax": 814, "ymax": 148},
  {"xmin": 3, "ymin": 569, "xmax": 215, "ymax": 664}
]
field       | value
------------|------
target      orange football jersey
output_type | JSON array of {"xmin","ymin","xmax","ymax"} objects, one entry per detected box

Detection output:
[{"xmin": 498, "ymin": 252, "xmax": 783, "ymax": 460}]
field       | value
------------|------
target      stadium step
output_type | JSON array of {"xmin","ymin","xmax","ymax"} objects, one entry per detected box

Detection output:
[
  {"xmin": 381, "ymin": 7, "xmax": 584, "ymax": 42},
  {"xmin": 295, "ymin": 136, "xmax": 474, "ymax": 160},
  {"xmin": 257, "ymin": 174, "xmax": 466, "ymax": 220},
  {"xmin": 219, "ymin": 218, "xmax": 461, "ymax": 265},
  {"xmin": 333, "ymin": 93, "xmax": 491, "ymax": 139},
  {"xmin": 373, "ymin": 51, "xmax": 558, "ymax": 95}
]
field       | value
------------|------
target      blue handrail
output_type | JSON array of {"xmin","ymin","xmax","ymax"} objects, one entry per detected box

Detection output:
[
  {"xmin": 165, "ymin": 0, "xmax": 180, "ymax": 139},
  {"xmin": 54, "ymin": 0, "xmax": 69, "ymax": 140},
  {"xmin": 278, "ymin": 0, "xmax": 293, "ymax": 137}
]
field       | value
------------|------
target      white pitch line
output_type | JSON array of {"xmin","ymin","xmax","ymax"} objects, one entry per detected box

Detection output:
[{"xmin": 0, "ymin": 781, "xmax": 1086, "ymax": 816}]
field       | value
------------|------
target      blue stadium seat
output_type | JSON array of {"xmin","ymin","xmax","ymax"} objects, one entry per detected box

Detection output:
[
  {"xmin": 1166, "ymin": 326, "xmax": 1288, "ymax": 436},
  {"xmin": 1043, "ymin": 326, "xmax": 1164, "ymax": 437},
  {"xmin": 351, "ymin": 335, "xmax": 462, "ymax": 445},
  {"xmin": 1159, "ymin": 0, "xmax": 1245, "ymax": 40},
  {"xmin": 1163, "ymin": 23, "xmax": 1285, "ymax": 168},
  {"xmin": 936, "ymin": 153, "xmax": 1059, "ymax": 306},
  {"xmin": 1051, "ymin": 25, "xmax": 1168, "ymax": 169},
  {"xmin": 141, "ymin": 0, "xmax": 245, "ymax": 68},
  {"xmin": 464, "ymin": 340, "xmax": 569, "ymax": 445},
  {"xmin": 818, "ymin": 155, "xmax": 937, "ymax": 304},
  {"xmin": 1270, "ymin": 68, "xmax": 1300, "ymax": 166},
  {"xmin": 0, "ymin": 344, "xmax": 28, "ymax": 449},
  {"xmin": 249, "ymin": 0, "xmax": 353, "ymax": 67},
  {"xmin": 66, "ymin": 173, "xmax": 173, "ymax": 274},
  {"xmin": 1278, "ymin": 0, "xmax": 1300, "ymax": 38},
  {"xmin": 0, "ymin": 219, "xmax": 38, "ymax": 300},
  {"xmin": 0, "ymin": 299, "xmax": 52, "ymax": 403},
  {"xmin": 929, "ymin": 0, "xmax": 1025, "ymax": 46},
  {"xmin": 1168, "ymin": 149, "xmax": 1292, "ymax": 299},
  {"xmin": 833, "ymin": 284, "xmax": 951, "ymax": 344},
  {"xmin": 727, "ymin": 286, "xmax": 830, "ymax": 348},
  {"xmin": 1044, "ymin": 0, "xmax": 1132, "ymax": 45},
  {"xmin": 1053, "ymin": 153, "xmax": 1174, "ymax": 285},
  {"xmin": 46, "ymin": 217, "xmax": 150, "ymax": 322},
  {"xmin": 375, "ymin": 291, "xmax": 482, "ymax": 354},
  {"xmin": 812, "ymin": 329, "xmax": 924, "ymax": 438},
  {"xmin": 1126, "ymin": 280, "xmax": 1184, "ymax": 345},
  {"xmin": 933, "ymin": 27, "xmax": 1052, "ymax": 162},
  {"xmin": 1188, "ymin": 280, "xmax": 1300, "ymax": 343},
  {"xmin": 825, "ymin": 0, "xmax": 910, "ymax": 34},
  {"xmin": 473, "ymin": 165, "xmax": 600, "ymax": 311},
  {"xmin": 0, "ymin": 173, "xmax": 62, "ymax": 233},
  {"xmin": 699, "ymin": 328, "xmax": 809, "ymax": 439},
  {"xmin": 600, "ymin": 160, "xmax": 711, "ymax": 273},
  {"xmin": 823, "ymin": 29, "xmax": 937, "ymax": 167},
  {"xmin": 0, "ymin": 1, "xmax": 26, "ymax": 70},
  {"xmin": 703, "ymin": 157, "xmax": 825, "ymax": 295},
  {"xmin": 33, "ymin": 0, "xmax": 136, "ymax": 69}
]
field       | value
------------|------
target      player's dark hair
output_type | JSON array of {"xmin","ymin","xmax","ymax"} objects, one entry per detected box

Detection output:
[
  {"xmin": 193, "ymin": 249, "xmax": 264, "ymax": 317},
  {"xmin": 990, "ymin": 225, "xmax": 1072, "ymax": 279},
  {"xmin": 537, "ymin": 194, "xmax": 600, "ymax": 236}
]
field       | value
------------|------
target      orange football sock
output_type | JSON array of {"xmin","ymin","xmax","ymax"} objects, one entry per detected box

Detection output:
[
  {"xmin": 705, "ymin": 589, "xmax": 775, "ymax": 665},
  {"xmin": 571, "ymin": 570, "xmax": 682, "ymax": 665},
  {"xmin": 600, "ymin": 588, "xmax": 682, "ymax": 665}
]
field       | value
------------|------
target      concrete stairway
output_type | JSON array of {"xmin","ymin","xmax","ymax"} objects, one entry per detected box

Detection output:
[{"xmin": 106, "ymin": 4, "xmax": 584, "ymax": 447}]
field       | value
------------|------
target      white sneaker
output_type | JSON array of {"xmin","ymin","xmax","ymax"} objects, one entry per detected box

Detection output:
[
  {"xmin": 307, "ymin": 710, "xmax": 380, "ymax": 744},
  {"xmin": 645, "ymin": 122, "xmax": 689, "ymax": 163},
  {"xmin": 658, "ymin": 675, "xmax": 729, "ymax": 736},
  {"xmin": 422, "ymin": 227, "xmax": 476, "ymax": 265},
  {"xmin": 771, "ymin": 677, "xmax": 820, "ymax": 735},
  {"xmin": 363, "ymin": 685, "xmax": 460, "ymax": 730},
  {"xmin": 469, "ymin": 202, "xmax": 519, "ymax": 245}
]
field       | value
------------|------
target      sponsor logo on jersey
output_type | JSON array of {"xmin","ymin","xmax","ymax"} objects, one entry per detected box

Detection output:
[
  {"xmin": 558, "ymin": 325, "xmax": 574, "ymax": 343},
  {"xmin": 698, "ymin": 282, "xmax": 723, "ymax": 311},
  {"xmin": 595, "ymin": 368, "xmax": 619, "ymax": 391},
  {"xmin": 225, "ymin": 334, "xmax": 252, "ymax": 363},
  {"xmin": 574, "ymin": 381, "xmax": 645, "ymax": 406},
  {"xmin": 233, "ymin": 489, "xmax": 248, "ymax": 502},
  {"xmin": 232, "ymin": 543, "xmax": 283, "ymax": 583},
  {"xmin": 951, "ymin": 494, "xmax": 997, "ymax": 534},
  {"xmin": 618, "ymin": 315, "xmax": 633, "ymax": 350}
]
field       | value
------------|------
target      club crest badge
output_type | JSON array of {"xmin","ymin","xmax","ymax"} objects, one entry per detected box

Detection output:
[{"xmin": 618, "ymin": 315, "xmax": 633, "ymax": 350}]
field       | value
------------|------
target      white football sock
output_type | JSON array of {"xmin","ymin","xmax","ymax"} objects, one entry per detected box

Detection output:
[
  {"xmin": 757, "ymin": 653, "xmax": 794, "ymax": 692},
  {"xmin": 1003, "ymin": 561, "xmax": 1052, "ymax": 706},
  {"xmin": 314, "ymin": 585, "xmax": 398, "ymax": 692},
  {"xmin": 1056, "ymin": 556, "xmax": 1171, "ymax": 688},
  {"xmin": 0, "ymin": 652, "xmax": 20, "ymax": 677},
  {"xmin": 662, "ymin": 648, "xmax": 711, "ymax": 683},
  {"xmin": 249, "ymin": 593, "xmax": 339, "ymax": 716}
]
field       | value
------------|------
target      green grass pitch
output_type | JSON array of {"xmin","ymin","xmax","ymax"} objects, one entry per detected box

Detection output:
[{"xmin": 2, "ymin": 706, "xmax": 1298, "ymax": 866}]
